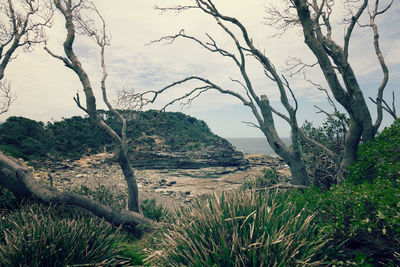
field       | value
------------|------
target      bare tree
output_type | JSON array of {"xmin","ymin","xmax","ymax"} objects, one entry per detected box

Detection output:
[
  {"xmin": 0, "ymin": 0, "xmax": 52, "ymax": 113},
  {"xmin": 121, "ymin": 0, "xmax": 395, "ymax": 184},
  {"xmin": 370, "ymin": 91, "xmax": 398, "ymax": 121},
  {"xmin": 44, "ymin": 0, "xmax": 140, "ymax": 212},
  {"xmin": 287, "ymin": 0, "xmax": 393, "ymax": 171},
  {"xmin": 0, "ymin": 0, "xmax": 52, "ymax": 80},
  {"xmin": 0, "ymin": 79, "xmax": 15, "ymax": 115},
  {"xmin": 0, "ymin": 0, "xmax": 154, "ymax": 230}
]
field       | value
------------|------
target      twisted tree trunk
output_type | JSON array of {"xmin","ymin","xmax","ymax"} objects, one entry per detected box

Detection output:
[{"xmin": 0, "ymin": 152, "xmax": 156, "ymax": 232}]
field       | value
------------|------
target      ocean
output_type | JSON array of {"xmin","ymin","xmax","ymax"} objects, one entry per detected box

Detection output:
[{"xmin": 226, "ymin": 137, "xmax": 291, "ymax": 156}]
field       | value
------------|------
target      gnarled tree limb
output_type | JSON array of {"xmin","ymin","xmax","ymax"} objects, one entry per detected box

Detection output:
[{"xmin": 0, "ymin": 152, "xmax": 157, "ymax": 232}]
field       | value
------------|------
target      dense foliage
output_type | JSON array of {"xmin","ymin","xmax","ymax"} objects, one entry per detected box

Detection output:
[
  {"xmin": 47, "ymin": 115, "xmax": 111, "ymax": 158},
  {"xmin": 150, "ymin": 119, "xmax": 400, "ymax": 265},
  {"xmin": 300, "ymin": 112, "xmax": 349, "ymax": 189},
  {"xmin": 0, "ymin": 110, "xmax": 222, "ymax": 160},
  {"xmin": 292, "ymin": 120, "xmax": 400, "ymax": 265},
  {"xmin": 348, "ymin": 119, "xmax": 400, "ymax": 183},
  {"xmin": 116, "ymin": 110, "xmax": 221, "ymax": 151},
  {"xmin": 0, "ymin": 117, "xmax": 52, "ymax": 160},
  {"xmin": 289, "ymin": 179, "xmax": 400, "ymax": 265}
]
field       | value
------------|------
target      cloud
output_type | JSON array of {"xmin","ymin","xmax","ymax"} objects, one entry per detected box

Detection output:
[{"xmin": 1, "ymin": 0, "xmax": 399, "ymax": 137}]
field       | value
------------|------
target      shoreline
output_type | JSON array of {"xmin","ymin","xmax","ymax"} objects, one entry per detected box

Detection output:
[{"xmin": 32, "ymin": 152, "xmax": 291, "ymax": 211}]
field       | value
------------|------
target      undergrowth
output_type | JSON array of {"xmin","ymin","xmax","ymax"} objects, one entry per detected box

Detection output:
[
  {"xmin": 0, "ymin": 203, "xmax": 134, "ymax": 266},
  {"xmin": 150, "ymin": 190, "xmax": 330, "ymax": 266}
]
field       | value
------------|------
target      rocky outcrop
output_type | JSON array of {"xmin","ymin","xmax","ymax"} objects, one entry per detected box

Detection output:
[
  {"xmin": 32, "ymin": 153, "xmax": 290, "ymax": 211},
  {"xmin": 130, "ymin": 139, "xmax": 248, "ymax": 169}
]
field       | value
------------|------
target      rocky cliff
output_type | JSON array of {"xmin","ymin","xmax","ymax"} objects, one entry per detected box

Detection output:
[
  {"xmin": 0, "ymin": 111, "xmax": 248, "ymax": 169},
  {"xmin": 130, "ymin": 138, "xmax": 248, "ymax": 169}
]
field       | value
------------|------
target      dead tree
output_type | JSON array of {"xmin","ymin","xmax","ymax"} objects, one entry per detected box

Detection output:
[
  {"xmin": 122, "ymin": 0, "xmax": 395, "ymax": 183},
  {"xmin": 45, "ymin": 0, "xmax": 139, "ymax": 212},
  {"xmin": 0, "ymin": 0, "xmax": 52, "ymax": 113},
  {"xmin": 120, "ymin": 2, "xmax": 331, "ymax": 186},
  {"xmin": 286, "ymin": 0, "xmax": 394, "ymax": 171}
]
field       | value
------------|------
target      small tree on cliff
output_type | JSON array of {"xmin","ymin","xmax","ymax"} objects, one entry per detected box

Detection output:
[
  {"xmin": 119, "ymin": 0, "xmax": 395, "ymax": 185},
  {"xmin": 0, "ymin": 0, "xmax": 52, "ymax": 114},
  {"xmin": 44, "ymin": 0, "xmax": 139, "ymax": 212}
]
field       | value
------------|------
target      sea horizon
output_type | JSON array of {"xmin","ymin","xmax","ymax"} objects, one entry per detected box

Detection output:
[{"xmin": 226, "ymin": 137, "xmax": 291, "ymax": 156}]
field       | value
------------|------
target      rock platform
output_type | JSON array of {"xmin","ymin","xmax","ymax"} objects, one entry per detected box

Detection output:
[{"xmin": 32, "ymin": 153, "xmax": 290, "ymax": 211}]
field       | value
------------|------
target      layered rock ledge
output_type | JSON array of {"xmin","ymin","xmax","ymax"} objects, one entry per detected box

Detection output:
[{"xmin": 130, "ymin": 139, "xmax": 248, "ymax": 169}]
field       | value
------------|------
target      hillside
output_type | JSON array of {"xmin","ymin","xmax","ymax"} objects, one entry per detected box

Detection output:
[{"xmin": 0, "ymin": 110, "xmax": 246, "ymax": 168}]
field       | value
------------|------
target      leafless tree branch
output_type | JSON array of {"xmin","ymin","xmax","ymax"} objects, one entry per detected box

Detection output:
[
  {"xmin": 264, "ymin": 2, "xmax": 300, "ymax": 37},
  {"xmin": 285, "ymin": 57, "xmax": 318, "ymax": 77},
  {"xmin": 0, "ymin": 0, "xmax": 52, "ymax": 115},
  {"xmin": 241, "ymin": 120, "xmax": 261, "ymax": 129},
  {"xmin": 0, "ymin": 0, "xmax": 53, "ymax": 80},
  {"xmin": 370, "ymin": 91, "xmax": 398, "ymax": 121},
  {"xmin": 73, "ymin": 92, "xmax": 88, "ymax": 113},
  {"xmin": 0, "ymin": 79, "xmax": 15, "ymax": 115}
]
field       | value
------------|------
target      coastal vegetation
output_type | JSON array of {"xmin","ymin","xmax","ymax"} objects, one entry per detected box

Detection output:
[
  {"xmin": 149, "ymin": 119, "xmax": 400, "ymax": 266},
  {"xmin": 0, "ymin": 110, "xmax": 222, "ymax": 160},
  {"xmin": 0, "ymin": 0, "xmax": 399, "ymax": 266},
  {"xmin": 0, "ymin": 119, "xmax": 399, "ymax": 265}
]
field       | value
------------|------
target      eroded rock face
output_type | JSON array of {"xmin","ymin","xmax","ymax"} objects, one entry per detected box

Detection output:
[{"xmin": 130, "ymin": 139, "xmax": 248, "ymax": 169}]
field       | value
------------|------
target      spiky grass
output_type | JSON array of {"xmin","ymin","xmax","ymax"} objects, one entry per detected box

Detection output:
[
  {"xmin": 150, "ymin": 190, "xmax": 329, "ymax": 266},
  {"xmin": 0, "ymin": 203, "xmax": 129, "ymax": 266}
]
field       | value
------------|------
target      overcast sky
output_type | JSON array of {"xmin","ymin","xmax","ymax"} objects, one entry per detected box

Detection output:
[{"xmin": 2, "ymin": 0, "xmax": 399, "ymax": 138}]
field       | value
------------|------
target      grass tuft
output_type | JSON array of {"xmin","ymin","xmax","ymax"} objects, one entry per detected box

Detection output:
[
  {"xmin": 150, "ymin": 189, "xmax": 329, "ymax": 266},
  {"xmin": 0, "ymin": 203, "xmax": 130, "ymax": 266}
]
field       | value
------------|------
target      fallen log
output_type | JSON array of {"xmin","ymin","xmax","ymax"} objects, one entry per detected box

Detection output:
[{"xmin": 0, "ymin": 152, "xmax": 157, "ymax": 232}]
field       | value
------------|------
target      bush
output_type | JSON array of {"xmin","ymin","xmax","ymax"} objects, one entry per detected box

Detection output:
[
  {"xmin": 348, "ymin": 119, "xmax": 400, "ymax": 184},
  {"xmin": 118, "ymin": 242, "xmax": 148, "ymax": 266},
  {"xmin": 70, "ymin": 185, "xmax": 127, "ymax": 211},
  {"xmin": 241, "ymin": 168, "xmax": 286, "ymax": 190},
  {"xmin": 0, "ymin": 186, "xmax": 18, "ymax": 211},
  {"xmin": 150, "ymin": 190, "xmax": 329, "ymax": 266},
  {"xmin": 289, "ymin": 179, "xmax": 400, "ymax": 265},
  {"xmin": 300, "ymin": 113, "xmax": 348, "ymax": 189},
  {"xmin": 140, "ymin": 198, "xmax": 169, "ymax": 222},
  {"xmin": 0, "ymin": 116, "xmax": 51, "ymax": 160},
  {"xmin": 0, "ymin": 203, "xmax": 130, "ymax": 266}
]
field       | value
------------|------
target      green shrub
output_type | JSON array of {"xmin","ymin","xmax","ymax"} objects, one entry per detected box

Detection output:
[
  {"xmin": 69, "ymin": 185, "xmax": 127, "ymax": 211},
  {"xmin": 0, "ymin": 203, "xmax": 130, "ymax": 266},
  {"xmin": 241, "ymin": 168, "xmax": 285, "ymax": 190},
  {"xmin": 140, "ymin": 198, "xmax": 169, "ymax": 222},
  {"xmin": 117, "ymin": 242, "xmax": 148, "ymax": 266},
  {"xmin": 0, "ymin": 144, "xmax": 25, "ymax": 159},
  {"xmin": 0, "ymin": 116, "xmax": 51, "ymax": 160},
  {"xmin": 0, "ymin": 186, "xmax": 18, "ymax": 211},
  {"xmin": 300, "ymin": 113, "xmax": 348, "ymax": 189},
  {"xmin": 348, "ymin": 119, "xmax": 400, "ymax": 184},
  {"xmin": 289, "ymin": 179, "xmax": 400, "ymax": 265},
  {"xmin": 150, "ymin": 190, "xmax": 329, "ymax": 266}
]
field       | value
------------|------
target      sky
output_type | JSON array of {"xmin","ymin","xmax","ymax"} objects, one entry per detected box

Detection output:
[{"xmin": 1, "ymin": 0, "xmax": 399, "ymax": 138}]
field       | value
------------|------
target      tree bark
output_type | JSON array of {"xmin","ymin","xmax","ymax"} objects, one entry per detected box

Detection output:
[
  {"xmin": 293, "ymin": 0, "xmax": 378, "ymax": 173},
  {"xmin": 0, "ymin": 152, "xmax": 156, "ymax": 232},
  {"xmin": 116, "ymin": 147, "xmax": 139, "ymax": 212},
  {"xmin": 259, "ymin": 97, "xmax": 310, "ymax": 186}
]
